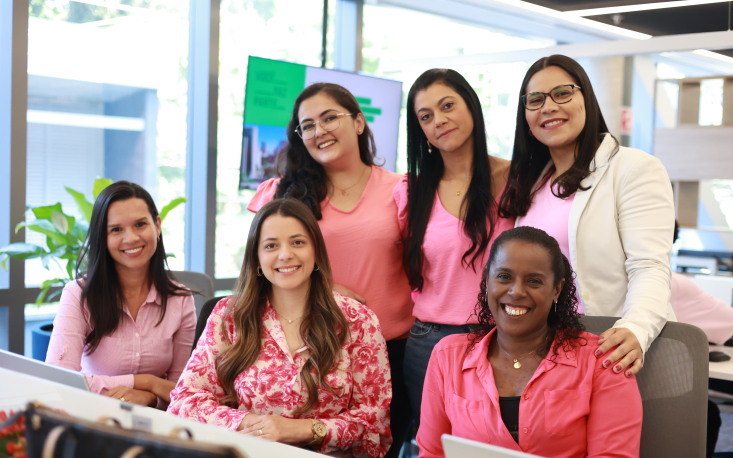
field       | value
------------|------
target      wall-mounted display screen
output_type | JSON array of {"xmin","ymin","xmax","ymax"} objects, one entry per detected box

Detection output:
[{"xmin": 239, "ymin": 56, "xmax": 402, "ymax": 190}]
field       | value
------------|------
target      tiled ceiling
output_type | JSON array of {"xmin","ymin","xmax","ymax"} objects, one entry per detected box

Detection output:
[{"xmin": 523, "ymin": 1, "xmax": 733, "ymax": 57}]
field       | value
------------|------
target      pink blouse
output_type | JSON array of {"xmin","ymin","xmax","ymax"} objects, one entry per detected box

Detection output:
[
  {"xmin": 247, "ymin": 166, "xmax": 413, "ymax": 340},
  {"xmin": 418, "ymin": 330, "xmax": 642, "ymax": 458},
  {"xmin": 394, "ymin": 178, "xmax": 514, "ymax": 325},
  {"xmin": 167, "ymin": 294, "xmax": 392, "ymax": 457},
  {"xmin": 46, "ymin": 280, "xmax": 196, "ymax": 394}
]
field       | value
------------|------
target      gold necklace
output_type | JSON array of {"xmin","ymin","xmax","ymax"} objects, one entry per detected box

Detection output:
[
  {"xmin": 331, "ymin": 166, "xmax": 368, "ymax": 197},
  {"xmin": 273, "ymin": 309, "xmax": 302, "ymax": 324},
  {"xmin": 497, "ymin": 338, "xmax": 548, "ymax": 369}
]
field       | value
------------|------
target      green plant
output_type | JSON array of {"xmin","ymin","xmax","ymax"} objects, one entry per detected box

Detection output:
[{"xmin": 0, "ymin": 178, "xmax": 186, "ymax": 305}]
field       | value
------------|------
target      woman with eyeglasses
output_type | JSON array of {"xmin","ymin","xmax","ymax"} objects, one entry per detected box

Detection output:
[
  {"xmin": 248, "ymin": 82, "xmax": 412, "ymax": 457},
  {"xmin": 499, "ymin": 54, "xmax": 675, "ymax": 377},
  {"xmin": 396, "ymin": 68, "xmax": 514, "ymax": 423}
]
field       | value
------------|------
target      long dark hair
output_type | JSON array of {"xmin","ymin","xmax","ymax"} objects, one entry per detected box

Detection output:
[
  {"xmin": 404, "ymin": 68, "xmax": 497, "ymax": 291},
  {"xmin": 216, "ymin": 198, "xmax": 348, "ymax": 414},
  {"xmin": 499, "ymin": 54, "xmax": 617, "ymax": 217},
  {"xmin": 472, "ymin": 226, "xmax": 585, "ymax": 358},
  {"xmin": 274, "ymin": 83, "xmax": 378, "ymax": 220},
  {"xmin": 77, "ymin": 180, "xmax": 189, "ymax": 354}
]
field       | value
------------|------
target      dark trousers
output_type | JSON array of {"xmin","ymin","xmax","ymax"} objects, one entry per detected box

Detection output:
[{"xmin": 385, "ymin": 338, "xmax": 410, "ymax": 458}]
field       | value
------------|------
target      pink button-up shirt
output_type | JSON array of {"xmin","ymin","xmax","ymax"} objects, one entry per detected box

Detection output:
[
  {"xmin": 46, "ymin": 280, "xmax": 196, "ymax": 394},
  {"xmin": 418, "ymin": 329, "xmax": 642, "ymax": 458}
]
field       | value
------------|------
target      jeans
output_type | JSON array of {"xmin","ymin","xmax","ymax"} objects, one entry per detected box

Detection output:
[{"xmin": 403, "ymin": 319, "xmax": 475, "ymax": 425}]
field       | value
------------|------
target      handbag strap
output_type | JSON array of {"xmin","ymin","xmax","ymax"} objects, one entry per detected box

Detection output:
[
  {"xmin": 120, "ymin": 445, "xmax": 146, "ymax": 458},
  {"xmin": 41, "ymin": 425, "xmax": 68, "ymax": 458}
]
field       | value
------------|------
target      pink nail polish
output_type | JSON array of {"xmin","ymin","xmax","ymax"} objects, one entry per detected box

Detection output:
[
  {"xmin": 625, "ymin": 371, "xmax": 633, "ymax": 378},
  {"xmin": 594, "ymin": 349, "xmax": 602, "ymax": 357},
  {"xmin": 602, "ymin": 360, "xmax": 611, "ymax": 368},
  {"xmin": 614, "ymin": 365, "xmax": 622, "ymax": 373}
]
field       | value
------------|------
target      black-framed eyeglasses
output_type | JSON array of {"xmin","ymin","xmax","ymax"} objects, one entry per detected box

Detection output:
[
  {"xmin": 522, "ymin": 84, "xmax": 582, "ymax": 111},
  {"xmin": 294, "ymin": 111, "xmax": 354, "ymax": 140}
]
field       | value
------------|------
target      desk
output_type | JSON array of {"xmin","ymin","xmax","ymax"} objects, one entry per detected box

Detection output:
[
  {"xmin": 709, "ymin": 345, "xmax": 733, "ymax": 381},
  {"xmin": 0, "ymin": 367, "xmax": 319, "ymax": 457}
]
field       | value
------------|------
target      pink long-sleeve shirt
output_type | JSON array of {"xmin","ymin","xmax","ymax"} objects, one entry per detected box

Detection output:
[
  {"xmin": 247, "ymin": 166, "xmax": 413, "ymax": 340},
  {"xmin": 46, "ymin": 280, "xmax": 196, "ymax": 394},
  {"xmin": 168, "ymin": 294, "xmax": 392, "ymax": 457},
  {"xmin": 418, "ymin": 330, "xmax": 642, "ymax": 458},
  {"xmin": 393, "ymin": 178, "xmax": 514, "ymax": 325}
]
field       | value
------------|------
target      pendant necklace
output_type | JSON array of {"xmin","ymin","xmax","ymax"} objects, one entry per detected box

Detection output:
[
  {"xmin": 331, "ymin": 166, "xmax": 368, "ymax": 197},
  {"xmin": 274, "ymin": 309, "xmax": 302, "ymax": 324},
  {"xmin": 498, "ymin": 338, "xmax": 549, "ymax": 369}
]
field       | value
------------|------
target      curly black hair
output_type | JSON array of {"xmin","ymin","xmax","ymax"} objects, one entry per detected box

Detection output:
[{"xmin": 470, "ymin": 226, "xmax": 586, "ymax": 359}]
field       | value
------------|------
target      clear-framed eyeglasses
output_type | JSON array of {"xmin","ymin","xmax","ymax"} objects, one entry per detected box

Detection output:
[
  {"xmin": 522, "ymin": 84, "xmax": 582, "ymax": 111},
  {"xmin": 295, "ymin": 111, "xmax": 354, "ymax": 140}
]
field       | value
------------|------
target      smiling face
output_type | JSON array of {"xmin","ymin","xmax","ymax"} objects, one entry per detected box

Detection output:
[
  {"xmin": 524, "ymin": 65, "xmax": 586, "ymax": 160},
  {"xmin": 257, "ymin": 214, "xmax": 315, "ymax": 296},
  {"xmin": 414, "ymin": 82, "xmax": 475, "ymax": 157},
  {"xmin": 106, "ymin": 197, "xmax": 161, "ymax": 276},
  {"xmin": 297, "ymin": 92, "xmax": 365, "ymax": 170},
  {"xmin": 486, "ymin": 239, "xmax": 563, "ymax": 338}
]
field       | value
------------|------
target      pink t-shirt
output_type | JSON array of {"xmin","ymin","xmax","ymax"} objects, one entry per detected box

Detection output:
[
  {"xmin": 671, "ymin": 272, "xmax": 733, "ymax": 345},
  {"xmin": 247, "ymin": 166, "xmax": 413, "ymax": 340},
  {"xmin": 519, "ymin": 177, "xmax": 583, "ymax": 313},
  {"xmin": 394, "ymin": 178, "xmax": 514, "ymax": 325},
  {"xmin": 46, "ymin": 280, "xmax": 196, "ymax": 394},
  {"xmin": 418, "ymin": 330, "xmax": 642, "ymax": 458},
  {"xmin": 520, "ymin": 177, "xmax": 574, "ymax": 262}
]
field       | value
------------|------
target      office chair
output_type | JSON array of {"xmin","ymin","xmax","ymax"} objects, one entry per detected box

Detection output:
[
  {"xmin": 192, "ymin": 296, "xmax": 225, "ymax": 352},
  {"xmin": 170, "ymin": 270, "xmax": 214, "ymax": 317},
  {"xmin": 582, "ymin": 316, "xmax": 709, "ymax": 458}
]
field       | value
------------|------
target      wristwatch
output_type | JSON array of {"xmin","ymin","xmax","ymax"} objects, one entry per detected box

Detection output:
[{"xmin": 307, "ymin": 419, "xmax": 327, "ymax": 446}]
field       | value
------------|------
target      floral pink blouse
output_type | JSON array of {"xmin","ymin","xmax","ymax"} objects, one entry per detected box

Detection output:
[{"xmin": 168, "ymin": 294, "xmax": 392, "ymax": 457}]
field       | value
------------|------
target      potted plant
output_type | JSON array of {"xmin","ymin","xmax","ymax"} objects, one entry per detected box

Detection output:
[{"xmin": 0, "ymin": 178, "xmax": 186, "ymax": 359}]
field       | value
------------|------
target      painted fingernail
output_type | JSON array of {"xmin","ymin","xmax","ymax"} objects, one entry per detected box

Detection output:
[
  {"xmin": 602, "ymin": 360, "xmax": 611, "ymax": 368},
  {"xmin": 594, "ymin": 349, "xmax": 602, "ymax": 357},
  {"xmin": 614, "ymin": 365, "xmax": 622, "ymax": 373},
  {"xmin": 625, "ymin": 370, "xmax": 633, "ymax": 378}
]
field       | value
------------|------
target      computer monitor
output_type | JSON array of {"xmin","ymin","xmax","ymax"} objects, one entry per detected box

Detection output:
[
  {"xmin": 0, "ymin": 349, "xmax": 89, "ymax": 391},
  {"xmin": 239, "ymin": 56, "xmax": 403, "ymax": 190}
]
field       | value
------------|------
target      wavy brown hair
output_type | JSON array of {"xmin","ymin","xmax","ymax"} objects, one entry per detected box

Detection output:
[{"xmin": 215, "ymin": 198, "xmax": 348, "ymax": 413}]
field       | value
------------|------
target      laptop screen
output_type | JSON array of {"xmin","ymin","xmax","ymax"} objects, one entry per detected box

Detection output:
[{"xmin": 0, "ymin": 349, "xmax": 90, "ymax": 391}]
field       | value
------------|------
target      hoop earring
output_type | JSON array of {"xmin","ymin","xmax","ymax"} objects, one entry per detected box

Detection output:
[
  {"xmin": 314, "ymin": 264, "xmax": 320, "ymax": 272},
  {"xmin": 257, "ymin": 266, "xmax": 263, "ymax": 277},
  {"xmin": 553, "ymin": 300, "xmax": 557, "ymax": 314},
  {"xmin": 427, "ymin": 141, "xmax": 432, "ymax": 154}
]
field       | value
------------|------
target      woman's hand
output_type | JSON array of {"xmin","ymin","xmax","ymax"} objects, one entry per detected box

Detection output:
[
  {"xmin": 238, "ymin": 413, "xmax": 314, "ymax": 445},
  {"xmin": 104, "ymin": 386, "xmax": 157, "ymax": 407},
  {"xmin": 333, "ymin": 284, "xmax": 366, "ymax": 304},
  {"xmin": 134, "ymin": 374, "xmax": 176, "ymax": 403},
  {"xmin": 595, "ymin": 327, "xmax": 643, "ymax": 377}
]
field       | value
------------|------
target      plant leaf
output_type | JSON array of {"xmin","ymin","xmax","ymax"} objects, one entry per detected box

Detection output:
[
  {"xmin": 92, "ymin": 178, "xmax": 113, "ymax": 199},
  {"xmin": 30, "ymin": 202, "xmax": 64, "ymax": 221},
  {"xmin": 0, "ymin": 242, "xmax": 47, "ymax": 260},
  {"xmin": 66, "ymin": 186, "xmax": 94, "ymax": 223},
  {"xmin": 50, "ymin": 209, "xmax": 71, "ymax": 234},
  {"xmin": 159, "ymin": 197, "xmax": 187, "ymax": 222},
  {"xmin": 17, "ymin": 220, "xmax": 67, "ymax": 246}
]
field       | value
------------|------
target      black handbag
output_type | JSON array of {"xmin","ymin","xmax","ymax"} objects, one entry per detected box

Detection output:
[{"xmin": 14, "ymin": 402, "xmax": 246, "ymax": 458}]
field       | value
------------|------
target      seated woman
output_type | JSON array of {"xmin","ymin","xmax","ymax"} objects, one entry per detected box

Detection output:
[
  {"xmin": 418, "ymin": 226, "xmax": 642, "ymax": 458},
  {"xmin": 46, "ymin": 181, "xmax": 196, "ymax": 407},
  {"xmin": 168, "ymin": 198, "xmax": 391, "ymax": 457}
]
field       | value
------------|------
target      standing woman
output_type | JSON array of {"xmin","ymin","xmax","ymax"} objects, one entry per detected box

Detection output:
[
  {"xmin": 247, "ymin": 83, "xmax": 412, "ymax": 455},
  {"xmin": 395, "ymin": 68, "xmax": 514, "ymax": 420},
  {"xmin": 46, "ymin": 181, "xmax": 196, "ymax": 407},
  {"xmin": 499, "ymin": 54, "xmax": 675, "ymax": 376},
  {"xmin": 169, "ymin": 199, "xmax": 391, "ymax": 457}
]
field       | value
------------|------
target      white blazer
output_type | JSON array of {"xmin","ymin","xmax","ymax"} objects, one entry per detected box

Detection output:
[{"xmin": 518, "ymin": 134, "xmax": 676, "ymax": 352}]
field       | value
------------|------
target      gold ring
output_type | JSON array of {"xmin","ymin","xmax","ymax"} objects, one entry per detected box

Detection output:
[
  {"xmin": 258, "ymin": 429, "xmax": 263, "ymax": 436},
  {"xmin": 120, "ymin": 396, "xmax": 127, "ymax": 402}
]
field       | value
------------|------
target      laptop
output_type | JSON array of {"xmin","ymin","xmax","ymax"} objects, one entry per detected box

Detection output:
[
  {"xmin": 0, "ymin": 349, "xmax": 90, "ymax": 391},
  {"xmin": 442, "ymin": 434, "xmax": 544, "ymax": 458}
]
